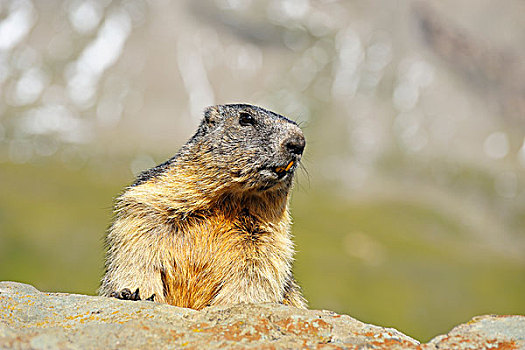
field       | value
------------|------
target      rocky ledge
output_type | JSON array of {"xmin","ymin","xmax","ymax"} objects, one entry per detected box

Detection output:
[{"xmin": 0, "ymin": 281, "xmax": 523, "ymax": 349}]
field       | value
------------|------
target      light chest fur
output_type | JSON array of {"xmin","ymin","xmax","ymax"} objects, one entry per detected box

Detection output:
[{"xmin": 103, "ymin": 172, "xmax": 299, "ymax": 309}]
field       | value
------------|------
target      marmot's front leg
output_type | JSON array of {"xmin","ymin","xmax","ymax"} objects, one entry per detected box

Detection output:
[
  {"xmin": 100, "ymin": 212, "xmax": 171, "ymax": 304},
  {"xmin": 110, "ymin": 288, "xmax": 155, "ymax": 302}
]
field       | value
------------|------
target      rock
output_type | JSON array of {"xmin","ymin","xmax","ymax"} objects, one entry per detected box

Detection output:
[
  {"xmin": 0, "ymin": 281, "xmax": 523, "ymax": 349},
  {"xmin": 427, "ymin": 314, "xmax": 525, "ymax": 350}
]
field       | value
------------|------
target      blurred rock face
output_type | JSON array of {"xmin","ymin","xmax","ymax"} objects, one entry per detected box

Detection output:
[{"xmin": 1, "ymin": 1, "xmax": 524, "ymax": 162}]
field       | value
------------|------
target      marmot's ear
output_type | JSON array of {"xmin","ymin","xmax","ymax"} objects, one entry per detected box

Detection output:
[{"xmin": 204, "ymin": 106, "xmax": 221, "ymax": 127}]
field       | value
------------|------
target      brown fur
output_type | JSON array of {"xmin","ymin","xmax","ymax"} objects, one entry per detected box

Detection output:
[{"xmin": 100, "ymin": 104, "xmax": 306, "ymax": 309}]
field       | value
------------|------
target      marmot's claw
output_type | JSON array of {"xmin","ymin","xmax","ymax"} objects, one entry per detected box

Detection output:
[
  {"xmin": 109, "ymin": 288, "xmax": 141, "ymax": 301},
  {"xmin": 130, "ymin": 288, "xmax": 141, "ymax": 300}
]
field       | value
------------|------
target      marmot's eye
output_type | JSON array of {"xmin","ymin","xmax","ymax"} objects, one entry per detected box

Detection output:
[{"xmin": 239, "ymin": 112, "xmax": 255, "ymax": 127}]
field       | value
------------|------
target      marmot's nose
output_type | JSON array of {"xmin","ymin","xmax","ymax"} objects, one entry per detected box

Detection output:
[{"xmin": 284, "ymin": 133, "xmax": 305, "ymax": 156}]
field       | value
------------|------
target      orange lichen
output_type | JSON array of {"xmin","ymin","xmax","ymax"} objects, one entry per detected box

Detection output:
[
  {"xmin": 273, "ymin": 317, "xmax": 332, "ymax": 342},
  {"xmin": 432, "ymin": 334, "xmax": 518, "ymax": 350}
]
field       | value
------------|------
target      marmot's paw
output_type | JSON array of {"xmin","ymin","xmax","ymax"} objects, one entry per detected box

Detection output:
[
  {"xmin": 109, "ymin": 288, "xmax": 155, "ymax": 302},
  {"xmin": 110, "ymin": 288, "xmax": 140, "ymax": 300}
]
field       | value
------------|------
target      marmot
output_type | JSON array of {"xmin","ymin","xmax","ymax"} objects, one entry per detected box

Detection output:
[{"xmin": 100, "ymin": 104, "xmax": 307, "ymax": 309}]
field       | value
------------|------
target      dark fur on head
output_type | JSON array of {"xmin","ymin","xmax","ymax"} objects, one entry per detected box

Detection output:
[{"xmin": 134, "ymin": 104, "xmax": 305, "ymax": 193}]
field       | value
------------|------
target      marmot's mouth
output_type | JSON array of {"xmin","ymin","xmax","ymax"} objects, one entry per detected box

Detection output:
[
  {"xmin": 252, "ymin": 160, "xmax": 298, "ymax": 191},
  {"xmin": 274, "ymin": 160, "xmax": 294, "ymax": 174},
  {"xmin": 272, "ymin": 160, "xmax": 296, "ymax": 179}
]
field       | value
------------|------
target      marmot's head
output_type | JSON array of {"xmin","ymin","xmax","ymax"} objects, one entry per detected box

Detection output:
[{"xmin": 190, "ymin": 104, "xmax": 305, "ymax": 193}]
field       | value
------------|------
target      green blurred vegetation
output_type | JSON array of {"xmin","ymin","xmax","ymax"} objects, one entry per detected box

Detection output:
[
  {"xmin": 292, "ymin": 190, "xmax": 525, "ymax": 341},
  {"xmin": 0, "ymin": 159, "xmax": 127, "ymax": 294},
  {"xmin": 1, "ymin": 159, "xmax": 524, "ymax": 342}
]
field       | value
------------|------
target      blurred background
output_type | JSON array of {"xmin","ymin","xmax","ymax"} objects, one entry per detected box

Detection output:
[{"xmin": 1, "ymin": 0, "xmax": 524, "ymax": 341}]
